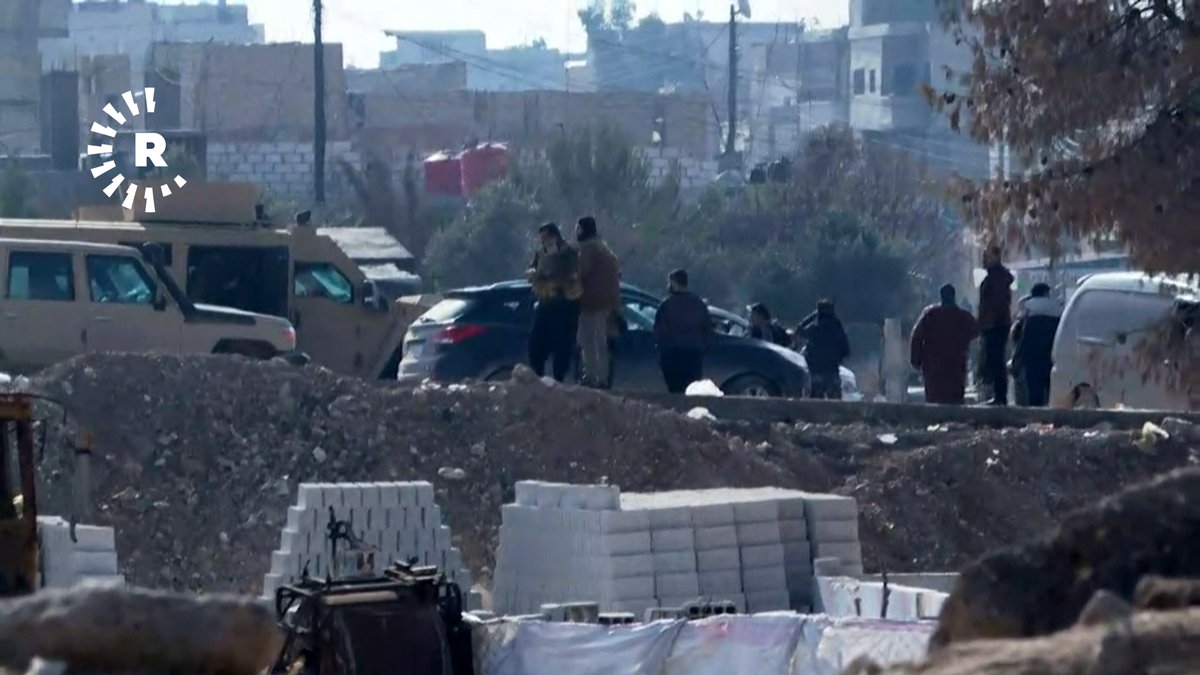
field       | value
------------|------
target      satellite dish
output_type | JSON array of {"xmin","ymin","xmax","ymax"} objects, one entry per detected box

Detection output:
[{"xmin": 738, "ymin": 0, "xmax": 752, "ymax": 18}]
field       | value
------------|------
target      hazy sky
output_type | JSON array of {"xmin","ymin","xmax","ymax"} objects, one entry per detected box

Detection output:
[{"xmin": 193, "ymin": 0, "xmax": 848, "ymax": 67}]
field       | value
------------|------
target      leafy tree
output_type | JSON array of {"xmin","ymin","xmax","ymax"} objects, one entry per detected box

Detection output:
[
  {"xmin": 0, "ymin": 164, "xmax": 36, "ymax": 218},
  {"xmin": 931, "ymin": 0, "xmax": 1200, "ymax": 272},
  {"xmin": 424, "ymin": 181, "xmax": 541, "ymax": 289}
]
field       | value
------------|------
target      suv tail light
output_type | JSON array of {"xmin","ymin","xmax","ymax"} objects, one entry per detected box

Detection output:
[{"xmin": 434, "ymin": 324, "xmax": 488, "ymax": 345}]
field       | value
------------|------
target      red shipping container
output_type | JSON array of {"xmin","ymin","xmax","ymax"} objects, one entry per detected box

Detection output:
[
  {"xmin": 458, "ymin": 142, "xmax": 509, "ymax": 197},
  {"xmin": 423, "ymin": 151, "xmax": 462, "ymax": 197}
]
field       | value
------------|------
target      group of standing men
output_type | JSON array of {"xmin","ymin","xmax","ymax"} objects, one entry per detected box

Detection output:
[
  {"xmin": 526, "ymin": 217, "xmax": 622, "ymax": 389},
  {"xmin": 747, "ymin": 302, "xmax": 852, "ymax": 400},
  {"xmin": 909, "ymin": 245, "xmax": 1063, "ymax": 406}
]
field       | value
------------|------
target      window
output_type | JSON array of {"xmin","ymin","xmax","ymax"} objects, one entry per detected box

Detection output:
[
  {"xmin": 294, "ymin": 262, "xmax": 354, "ymax": 305},
  {"xmin": 852, "ymin": 68, "xmax": 866, "ymax": 95},
  {"xmin": 7, "ymin": 251, "xmax": 74, "ymax": 302},
  {"xmin": 119, "ymin": 241, "xmax": 173, "ymax": 265},
  {"xmin": 869, "ymin": 69, "xmax": 877, "ymax": 93},
  {"xmin": 86, "ymin": 255, "xmax": 156, "ymax": 305},
  {"xmin": 622, "ymin": 300, "xmax": 656, "ymax": 332},
  {"xmin": 186, "ymin": 245, "xmax": 290, "ymax": 317},
  {"xmin": 890, "ymin": 64, "xmax": 918, "ymax": 96}
]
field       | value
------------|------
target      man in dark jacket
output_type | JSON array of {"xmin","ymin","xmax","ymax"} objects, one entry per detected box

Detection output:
[
  {"xmin": 798, "ymin": 299, "xmax": 850, "ymax": 400},
  {"xmin": 748, "ymin": 303, "xmax": 791, "ymax": 347},
  {"xmin": 911, "ymin": 284, "xmax": 980, "ymax": 405},
  {"xmin": 1011, "ymin": 282, "xmax": 1062, "ymax": 407},
  {"xmin": 525, "ymin": 223, "xmax": 581, "ymax": 382},
  {"xmin": 653, "ymin": 269, "xmax": 712, "ymax": 394},
  {"xmin": 978, "ymin": 244, "xmax": 1015, "ymax": 405}
]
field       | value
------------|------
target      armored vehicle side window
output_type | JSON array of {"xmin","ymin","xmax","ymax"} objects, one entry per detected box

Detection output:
[
  {"xmin": 294, "ymin": 262, "xmax": 353, "ymax": 305},
  {"xmin": 186, "ymin": 245, "xmax": 289, "ymax": 317},
  {"xmin": 86, "ymin": 255, "xmax": 156, "ymax": 305},
  {"xmin": 6, "ymin": 251, "xmax": 75, "ymax": 302}
]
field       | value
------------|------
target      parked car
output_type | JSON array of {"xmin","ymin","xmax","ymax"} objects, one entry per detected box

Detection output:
[
  {"xmin": 704, "ymin": 305, "xmax": 862, "ymax": 401},
  {"xmin": 398, "ymin": 281, "xmax": 810, "ymax": 397},
  {"xmin": 0, "ymin": 238, "xmax": 298, "ymax": 373},
  {"xmin": 1051, "ymin": 272, "xmax": 1199, "ymax": 410}
]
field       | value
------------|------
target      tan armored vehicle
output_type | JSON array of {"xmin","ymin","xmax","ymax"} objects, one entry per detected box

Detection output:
[
  {"xmin": 0, "ymin": 238, "xmax": 296, "ymax": 373},
  {"xmin": 0, "ymin": 183, "xmax": 414, "ymax": 378}
]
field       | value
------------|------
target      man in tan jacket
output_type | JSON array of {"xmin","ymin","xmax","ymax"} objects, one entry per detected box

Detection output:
[
  {"xmin": 575, "ymin": 216, "xmax": 621, "ymax": 388},
  {"xmin": 526, "ymin": 223, "xmax": 581, "ymax": 381}
]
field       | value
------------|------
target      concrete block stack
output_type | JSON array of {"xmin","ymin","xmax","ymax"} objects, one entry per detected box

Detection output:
[
  {"xmin": 262, "ymin": 482, "xmax": 476, "ymax": 606},
  {"xmin": 37, "ymin": 516, "xmax": 123, "ymax": 589},
  {"xmin": 492, "ymin": 483, "xmax": 864, "ymax": 617}
]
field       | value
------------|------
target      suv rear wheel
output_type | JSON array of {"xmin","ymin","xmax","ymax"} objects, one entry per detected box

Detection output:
[{"xmin": 723, "ymin": 374, "xmax": 780, "ymax": 398}]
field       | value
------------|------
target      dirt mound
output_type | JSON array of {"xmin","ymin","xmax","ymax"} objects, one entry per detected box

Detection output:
[
  {"xmin": 30, "ymin": 354, "xmax": 803, "ymax": 593},
  {"xmin": 931, "ymin": 466, "xmax": 1200, "ymax": 649}
]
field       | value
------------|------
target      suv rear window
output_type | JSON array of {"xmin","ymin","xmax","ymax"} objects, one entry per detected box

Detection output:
[{"xmin": 420, "ymin": 298, "xmax": 472, "ymax": 324}]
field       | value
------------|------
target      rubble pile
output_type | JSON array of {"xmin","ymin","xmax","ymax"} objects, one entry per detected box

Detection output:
[
  {"xmin": 27, "ymin": 354, "xmax": 1200, "ymax": 594},
  {"xmin": 30, "ymin": 354, "xmax": 799, "ymax": 593},
  {"xmin": 723, "ymin": 419, "xmax": 1200, "ymax": 574}
]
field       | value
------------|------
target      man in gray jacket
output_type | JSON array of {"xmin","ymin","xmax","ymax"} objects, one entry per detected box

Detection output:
[{"xmin": 653, "ymin": 269, "xmax": 713, "ymax": 393}]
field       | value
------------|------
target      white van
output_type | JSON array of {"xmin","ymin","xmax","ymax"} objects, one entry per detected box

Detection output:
[{"xmin": 1050, "ymin": 272, "xmax": 1198, "ymax": 410}]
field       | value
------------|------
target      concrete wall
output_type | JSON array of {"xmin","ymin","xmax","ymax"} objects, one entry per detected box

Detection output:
[
  {"xmin": 355, "ymin": 90, "xmax": 717, "ymax": 161},
  {"xmin": 207, "ymin": 140, "xmax": 358, "ymax": 203},
  {"xmin": 149, "ymin": 42, "xmax": 350, "ymax": 142},
  {"xmin": 347, "ymin": 62, "xmax": 468, "ymax": 93}
]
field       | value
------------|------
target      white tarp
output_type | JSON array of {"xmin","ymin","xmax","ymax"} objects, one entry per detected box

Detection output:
[
  {"xmin": 485, "ymin": 619, "xmax": 684, "ymax": 675},
  {"xmin": 473, "ymin": 613, "xmax": 933, "ymax": 675},
  {"xmin": 664, "ymin": 615, "xmax": 803, "ymax": 675}
]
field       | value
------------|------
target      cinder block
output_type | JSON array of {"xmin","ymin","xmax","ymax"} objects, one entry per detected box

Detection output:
[
  {"xmin": 70, "ymin": 525, "xmax": 116, "ymax": 552},
  {"xmin": 655, "ymin": 572, "xmax": 700, "ymax": 598},
  {"xmin": 599, "ymin": 509, "xmax": 651, "ymax": 533},
  {"xmin": 602, "ymin": 553, "xmax": 655, "ymax": 578},
  {"xmin": 697, "ymin": 547, "xmax": 740, "ymax": 571},
  {"xmin": 690, "ymin": 503, "xmax": 735, "ymax": 527},
  {"xmin": 699, "ymin": 569, "xmax": 742, "ymax": 594},
  {"xmin": 413, "ymin": 482, "xmax": 435, "ymax": 507},
  {"xmin": 515, "ymin": 481, "xmax": 541, "ymax": 506},
  {"xmin": 694, "ymin": 526, "xmax": 737, "ymax": 551},
  {"xmin": 651, "ymin": 528, "xmax": 695, "ymax": 552},
  {"xmin": 779, "ymin": 518, "xmax": 808, "ymax": 541},
  {"xmin": 600, "ymin": 531, "xmax": 652, "ymax": 556},
  {"xmin": 421, "ymin": 505, "xmax": 443, "ymax": 530},
  {"xmin": 741, "ymin": 565, "xmax": 787, "ymax": 593},
  {"xmin": 775, "ymin": 497, "xmax": 807, "ymax": 520},
  {"xmin": 810, "ymin": 542, "xmax": 862, "ymax": 562},
  {"xmin": 802, "ymin": 494, "xmax": 858, "ymax": 522},
  {"xmin": 601, "ymin": 576, "xmax": 656, "ymax": 601},
  {"xmin": 745, "ymin": 590, "xmax": 791, "ymax": 613},
  {"xmin": 297, "ymin": 483, "xmax": 326, "ymax": 509},
  {"xmin": 741, "ymin": 543, "xmax": 785, "ymax": 569},
  {"xmin": 783, "ymin": 541, "xmax": 812, "ymax": 566},
  {"xmin": 808, "ymin": 519, "xmax": 859, "ymax": 543},
  {"xmin": 271, "ymin": 551, "xmax": 297, "ymax": 575},
  {"xmin": 72, "ymin": 551, "xmax": 118, "ymax": 575},
  {"xmin": 733, "ymin": 499, "xmax": 779, "ymax": 523},
  {"xmin": 647, "ymin": 506, "xmax": 693, "ymax": 530},
  {"xmin": 736, "ymin": 521, "xmax": 782, "ymax": 546},
  {"xmin": 653, "ymin": 550, "xmax": 697, "ymax": 574}
]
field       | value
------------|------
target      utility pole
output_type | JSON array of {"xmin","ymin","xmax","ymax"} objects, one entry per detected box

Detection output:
[
  {"xmin": 313, "ymin": 0, "xmax": 326, "ymax": 213},
  {"xmin": 724, "ymin": 3, "xmax": 738, "ymax": 165}
]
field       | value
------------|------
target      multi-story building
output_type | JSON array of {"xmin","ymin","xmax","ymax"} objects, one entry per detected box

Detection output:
[
  {"xmin": 40, "ymin": 0, "xmax": 263, "ymax": 92},
  {"xmin": 0, "ymin": 0, "xmax": 69, "ymax": 154},
  {"xmin": 381, "ymin": 31, "xmax": 571, "ymax": 91}
]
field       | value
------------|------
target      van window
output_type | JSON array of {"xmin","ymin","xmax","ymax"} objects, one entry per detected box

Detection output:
[
  {"xmin": 86, "ymin": 255, "xmax": 156, "ymax": 305},
  {"xmin": 186, "ymin": 245, "xmax": 289, "ymax": 317},
  {"xmin": 1073, "ymin": 290, "xmax": 1171, "ymax": 345},
  {"xmin": 7, "ymin": 251, "xmax": 75, "ymax": 302},
  {"xmin": 294, "ymin": 262, "xmax": 353, "ymax": 304}
]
